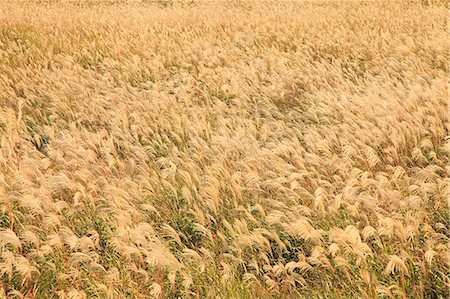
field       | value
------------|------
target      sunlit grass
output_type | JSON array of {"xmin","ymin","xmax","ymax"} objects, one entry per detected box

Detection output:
[{"xmin": 0, "ymin": 0, "xmax": 448, "ymax": 298}]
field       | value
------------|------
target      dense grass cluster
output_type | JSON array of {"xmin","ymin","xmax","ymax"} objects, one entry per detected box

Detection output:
[{"xmin": 0, "ymin": 1, "xmax": 448, "ymax": 298}]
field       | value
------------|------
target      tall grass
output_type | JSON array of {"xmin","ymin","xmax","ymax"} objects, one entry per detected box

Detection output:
[{"xmin": 0, "ymin": 0, "xmax": 448, "ymax": 298}]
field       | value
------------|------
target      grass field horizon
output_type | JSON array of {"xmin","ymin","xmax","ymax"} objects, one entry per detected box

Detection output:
[{"xmin": 0, "ymin": 1, "xmax": 448, "ymax": 298}]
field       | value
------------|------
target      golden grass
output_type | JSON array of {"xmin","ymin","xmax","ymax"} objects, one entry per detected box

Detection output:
[{"xmin": 0, "ymin": 0, "xmax": 448, "ymax": 298}]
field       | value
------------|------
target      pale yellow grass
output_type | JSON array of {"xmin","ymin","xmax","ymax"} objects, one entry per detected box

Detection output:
[{"xmin": 0, "ymin": 0, "xmax": 448, "ymax": 298}]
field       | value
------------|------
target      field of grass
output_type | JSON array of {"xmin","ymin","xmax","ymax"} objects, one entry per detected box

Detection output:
[{"xmin": 0, "ymin": 0, "xmax": 448, "ymax": 298}]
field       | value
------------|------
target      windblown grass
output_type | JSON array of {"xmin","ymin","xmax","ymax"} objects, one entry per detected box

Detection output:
[{"xmin": 0, "ymin": 1, "xmax": 448, "ymax": 298}]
